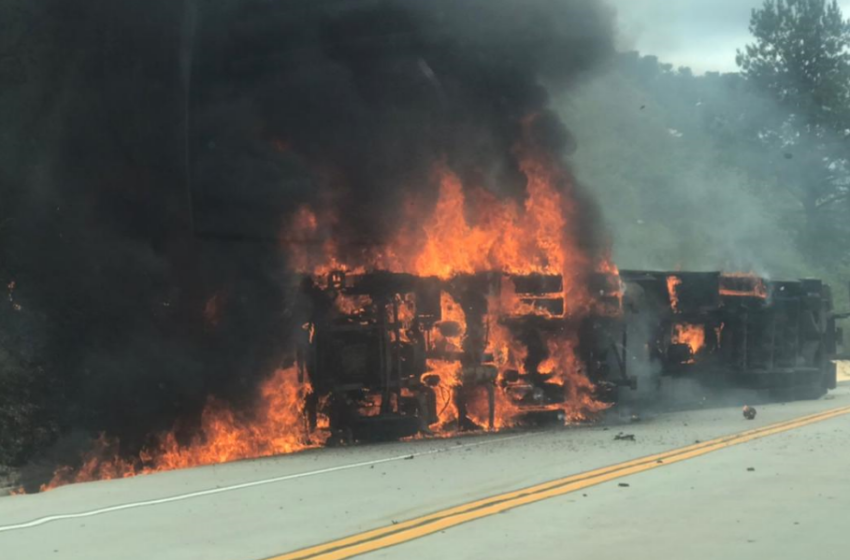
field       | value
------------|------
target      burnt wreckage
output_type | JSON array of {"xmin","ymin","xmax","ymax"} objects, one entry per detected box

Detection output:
[
  {"xmin": 294, "ymin": 270, "xmax": 843, "ymax": 441},
  {"xmin": 624, "ymin": 271, "xmax": 841, "ymax": 395}
]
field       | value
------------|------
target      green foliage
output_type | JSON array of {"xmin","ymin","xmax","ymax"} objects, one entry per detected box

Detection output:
[
  {"xmin": 736, "ymin": 0, "xmax": 850, "ymax": 262},
  {"xmin": 737, "ymin": 0, "xmax": 850, "ymax": 130}
]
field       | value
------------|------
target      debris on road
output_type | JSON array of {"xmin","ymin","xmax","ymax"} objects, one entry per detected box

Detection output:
[
  {"xmin": 747, "ymin": 467, "xmax": 755, "ymax": 472},
  {"xmin": 618, "ymin": 483, "xmax": 630, "ymax": 487},
  {"xmin": 614, "ymin": 433, "xmax": 635, "ymax": 441},
  {"xmin": 743, "ymin": 405, "xmax": 757, "ymax": 420}
]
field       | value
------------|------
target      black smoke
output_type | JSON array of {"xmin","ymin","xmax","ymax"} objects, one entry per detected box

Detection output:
[
  {"xmin": 193, "ymin": 0, "xmax": 615, "ymax": 246},
  {"xmin": 0, "ymin": 0, "xmax": 614, "ymax": 469}
]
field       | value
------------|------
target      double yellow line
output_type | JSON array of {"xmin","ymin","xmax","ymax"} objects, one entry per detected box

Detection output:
[{"xmin": 269, "ymin": 406, "xmax": 850, "ymax": 560}]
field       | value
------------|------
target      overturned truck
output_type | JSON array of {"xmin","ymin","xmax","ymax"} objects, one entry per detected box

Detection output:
[
  {"xmin": 294, "ymin": 270, "xmax": 841, "ymax": 442},
  {"xmin": 622, "ymin": 271, "xmax": 840, "ymax": 401}
]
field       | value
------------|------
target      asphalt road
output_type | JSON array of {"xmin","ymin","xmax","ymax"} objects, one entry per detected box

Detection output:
[{"xmin": 2, "ymin": 387, "xmax": 850, "ymax": 560}]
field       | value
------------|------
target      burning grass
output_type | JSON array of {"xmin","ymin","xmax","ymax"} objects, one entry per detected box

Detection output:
[{"xmin": 41, "ymin": 366, "xmax": 321, "ymax": 491}]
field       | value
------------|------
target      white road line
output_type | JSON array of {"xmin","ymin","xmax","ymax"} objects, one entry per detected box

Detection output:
[{"xmin": 0, "ymin": 433, "xmax": 531, "ymax": 533}]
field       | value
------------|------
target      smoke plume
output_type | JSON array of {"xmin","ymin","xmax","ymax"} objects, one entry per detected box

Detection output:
[{"xmin": 0, "ymin": 0, "xmax": 615, "ymax": 467}]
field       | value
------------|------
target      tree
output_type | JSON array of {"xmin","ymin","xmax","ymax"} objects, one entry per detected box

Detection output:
[
  {"xmin": 737, "ymin": 0, "xmax": 850, "ymax": 130},
  {"xmin": 736, "ymin": 0, "xmax": 850, "ymax": 262}
]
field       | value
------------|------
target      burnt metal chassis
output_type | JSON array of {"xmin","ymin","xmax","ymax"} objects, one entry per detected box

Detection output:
[
  {"xmin": 299, "ymin": 270, "xmax": 841, "ymax": 441},
  {"xmin": 298, "ymin": 271, "xmax": 630, "ymax": 440},
  {"xmin": 620, "ymin": 271, "xmax": 839, "ymax": 399}
]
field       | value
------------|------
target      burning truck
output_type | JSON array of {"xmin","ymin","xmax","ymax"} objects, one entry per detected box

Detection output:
[
  {"xmin": 39, "ymin": 263, "xmax": 843, "ymax": 491},
  {"xmin": 28, "ymin": 0, "xmax": 844, "ymax": 491},
  {"xmin": 291, "ymin": 267, "xmax": 840, "ymax": 443},
  {"xmin": 294, "ymin": 270, "xmax": 626, "ymax": 442},
  {"xmin": 624, "ymin": 271, "xmax": 840, "ymax": 400},
  {"xmin": 280, "ymin": 142, "xmax": 633, "ymax": 443}
]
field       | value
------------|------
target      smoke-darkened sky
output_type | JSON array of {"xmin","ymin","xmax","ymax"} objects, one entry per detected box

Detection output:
[{"xmin": 608, "ymin": 0, "xmax": 850, "ymax": 74}]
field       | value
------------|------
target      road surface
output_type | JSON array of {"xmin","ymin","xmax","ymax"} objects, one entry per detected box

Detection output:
[{"xmin": 2, "ymin": 387, "xmax": 850, "ymax": 560}]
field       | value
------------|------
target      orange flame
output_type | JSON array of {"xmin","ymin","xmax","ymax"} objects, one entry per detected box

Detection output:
[
  {"xmin": 335, "ymin": 293, "xmax": 372, "ymax": 315},
  {"xmin": 465, "ymin": 385, "xmax": 520, "ymax": 431},
  {"xmin": 433, "ymin": 291, "xmax": 466, "ymax": 352},
  {"xmin": 424, "ymin": 360, "xmax": 461, "ymax": 428},
  {"xmin": 424, "ymin": 292, "xmax": 466, "ymax": 429},
  {"xmin": 720, "ymin": 272, "xmax": 768, "ymax": 299},
  {"xmin": 543, "ymin": 338, "xmax": 611, "ymax": 421},
  {"xmin": 42, "ymin": 120, "xmax": 617, "ymax": 491},
  {"xmin": 672, "ymin": 323, "xmax": 705, "ymax": 358},
  {"xmin": 392, "ymin": 294, "xmax": 416, "ymax": 343},
  {"xmin": 501, "ymin": 276, "xmax": 562, "ymax": 318},
  {"xmin": 42, "ymin": 366, "xmax": 318, "ymax": 491},
  {"xmin": 286, "ymin": 153, "xmax": 592, "ymax": 312},
  {"xmin": 667, "ymin": 275, "xmax": 682, "ymax": 313}
]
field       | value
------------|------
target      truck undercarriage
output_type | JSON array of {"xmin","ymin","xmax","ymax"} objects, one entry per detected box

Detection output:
[{"xmin": 295, "ymin": 269, "xmax": 842, "ymax": 442}]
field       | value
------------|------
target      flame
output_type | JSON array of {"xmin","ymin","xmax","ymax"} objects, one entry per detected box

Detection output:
[
  {"xmin": 390, "ymin": 294, "xmax": 416, "ymax": 343},
  {"xmin": 482, "ymin": 301, "xmax": 531, "ymax": 429},
  {"xmin": 41, "ymin": 366, "xmax": 318, "ymax": 491},
  {"xmin": 433, "ymin": 291, "xmax": 466, "ymax": 352},
  {"xmin": 597, "ymin": 259, "xmax": 619, "ymax": 275},
  {"xmin": 667, "ymin": 275, "xmax": 682, "ymax": 313},
  {"xmin": 672, "ymin": 323, "xmax": 705, "ymax": 358},
  {"xmin": 593, "ymin": 263, "xmax": 624, "ymax": 317},
  {"xmin": 41, "ymin": 119, "xmax": 618, "ymax": 491},
  {"xmin": 485, "ymin": 292, "xmax": 609, "ymax": 425},
  {"xmin": 335, "ymin": 293, "xmax": 372, "ymax": 315},
  {"xmin": 485, "ymin": 315, "xmax": 528, "ymax": 375},
  {"xmin": 358, "ymin": 394, "xmax": 383, "ymax": 417},
  {"xmin": 501, "ymin": 276, "xmax": 562, "ymax": 318},
  {"xmin": 465, "ymin": 385, "xmax": 520, "ymax": 431},
  {"xmin": 406, "ymin": 163, "xmax": 583, "ymax": 282},
  {"xmin": 286, "ymin": 151, "xmax": 592, "ymax": 313},
  {"xmin": 283, "ymin": 144, "xmax": 607, "ymax": 433},
  {"xmin": 424, "ymin": 292, "xmax": 466, "ymax": 429},
  {"xmin": 423, "ymin": 360, "xmax": 461, "ymax": 428},
  {"xmin": 285, "ymin": 206, "xmax": 361, "ymax": 278},
  {"xmin": 720, "ymin": 272, "xmax": 768, "ymax": 299},
  {"xmin": 543, "ymin": 338, "xmax": 611, "ymax": 421}
]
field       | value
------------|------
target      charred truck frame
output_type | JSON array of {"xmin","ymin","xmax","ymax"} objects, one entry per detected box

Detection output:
[
  {"xmin": 295, "ymin": 270, "xmax": 627, "ymax": 442},
  {"xmin": 622, "ymin": 271, "xmax": 840, "ymax": 399},
  {"xmin": 295, "ymin": 269, "xmax": 842, "ymax": 442}
]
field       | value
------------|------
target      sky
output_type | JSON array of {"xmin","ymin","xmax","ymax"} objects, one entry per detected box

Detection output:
[{"xmin": 607, "ymin": 0, "xmax": 850, "ymax": 74}]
